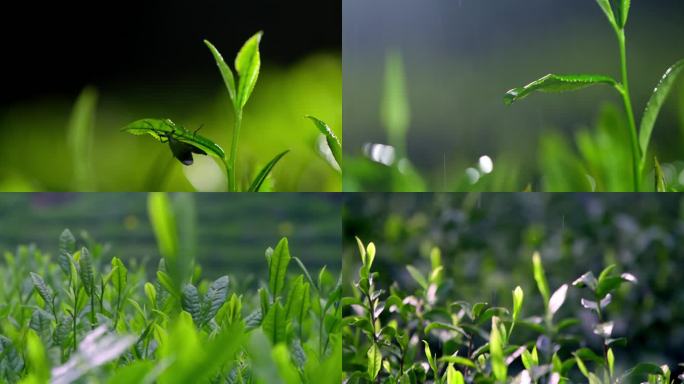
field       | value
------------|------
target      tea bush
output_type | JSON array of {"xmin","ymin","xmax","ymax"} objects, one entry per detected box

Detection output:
[
  {"xmin": 343, "ymin": 239, "xmax": 684, "ymax": 383},
  {"xmin": 0, "ymin": 194, "xmax": 341, "ymax": 383}
]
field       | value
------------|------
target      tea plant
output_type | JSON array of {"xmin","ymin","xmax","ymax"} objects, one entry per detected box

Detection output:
[
  {"xmin": 343, "ymin": 239, "xmax": 684, "ymax": 383},
  {"xmin": 123, "ymin": 32, "xmax": 288, "ymax": 192},
  {"xmin": 0, "ymin": 195, "xmax": 341, "ymax": 383},
  {"xmin": 307, "ymin": 115, "xmax": 342, "ymax": 173},
  {"xmin": 504, "ymin": 0, "xmax": 684, "ymax": 192}
]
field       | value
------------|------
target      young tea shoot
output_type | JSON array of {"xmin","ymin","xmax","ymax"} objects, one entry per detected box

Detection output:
[{"xmin": 504, "ymin": 0, "xmax": 684, "ymax": 191}]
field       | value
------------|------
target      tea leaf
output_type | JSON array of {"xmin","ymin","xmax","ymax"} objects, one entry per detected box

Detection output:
[
  {"xmin": 203, "ymin": 276, "xmax": 230, "ymax": 324},
  {"xmin": 406, "ymin": 265, "xmax": 428, "ymax": 290},
  {"xmin": 307, "ymin": 115, "xmax": 342, "ymax": 168},
  {"xmin": 79, "ymin": 247, "xmax": 95, "ymax": 295},
  {"xmin": 247, "ymin": 150, "xmax": 290, "ymax": 192},
  {"xmin": 111, "ymin": 257, "xmax": 127, "ymax": 297},
  {"xmin": 235, "ymin": 31, "xmax": 263, "ymax": 109},
  {"xmin": 638, "ymin": 59, "xmax": 684, "ymax": 161},
  {"xmin": 25, "ymin": 329, "xmax": 49, "ymax": 382},
  {"xmin": 67, "ymin": 87, "xmax": 98, "ymax": 190},
  {"xmin": 181, "ymin": 284, "xmax": 201, "ymax": 325},
  {"xmin": 446, "ymin": 364, "xmax": 465, "ymax": 384},
  {"xmin": 382, "ymin": 50, "xmax": 410, "ymax": 156},
  {"xmin": 367, "ymin": 344, "xmax": 382, "ymax": 380},
  {"xmin": 268, "ymin": 238, "xmax": 291, "ymax": 300},
  {"xmin": 204, "ymin": 40, "xmax": 237, "ymax": 107},
  {"xmin": 262, "ymin": 299, "xmax": 287, "ymax": 345},
  {"xmin": 490, "ymin": 317, "xmax": 507, "ymax": 382},
  {"xmin": 504, "ymin": 74, "xmax": 618, "ymax": 105},
  {"xmin": 618, "ymin": 0, "xmax": 630, "ymax": 27},
  {"xmin": 548, "ymin": 284, "xmax": 568, "ymax": 316},
  {"xmin": 123, "ymin": 118, "xmax": 226, "ymax": 160},
  {"xmin": 148, "ymin": 193, "xmax": 178, "ymax": 278},
  {"xmin": 29, "ymin": 273, "xmax": 53, "ymax": 309},
  {"xmin": 532, "ymin": 252, "xmax": 551, "ymax": 306},
  {"xmin": 512, "ymin": 286, "xmax": 524, "ymax": 321},
  {"xmin": 594, "ymin": 0, "xmax": 618, "ymax": 29},
  {"xmin": 439, "ymin": 355, "xmax": 476, "ymax": 368}
]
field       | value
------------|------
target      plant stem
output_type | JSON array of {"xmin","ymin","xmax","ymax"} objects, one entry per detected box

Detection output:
[
  {"xmin": 227, "ymin": 109, "xmax": 243, "ymax": 192},
  {"xmin": 616, "ymin": 30, "xmax": 640, "ymax": 191}
]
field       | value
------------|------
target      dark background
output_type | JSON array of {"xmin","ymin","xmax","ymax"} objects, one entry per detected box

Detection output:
[
  {"xmin": 343, "ymin": 0, "xmax": 684, "ymax": 189},
  {"xmin": 5, "ymin": 0, "xmax": 341, "ymax": 103}
]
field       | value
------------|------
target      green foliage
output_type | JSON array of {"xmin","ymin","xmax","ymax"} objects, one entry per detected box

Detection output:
[
  {"xmin": 66, "ymin": 87, "xmax": 98, "ymax": 191},
  {"xmin": 505, "ymin": 1, "xmax": 684, "ymax": 191},
  {"xmin": 343, "ymin": 239, "xmax": 683, "ymax": 383},
  {"xmin": 307, "ymin": 115, "xmax": 342, "ymax": 172},
  {"xmin": 123, "ymin": 32, "xmax": 305, "ymax": 192},
  {"xmin": 0, "ymin": 212, "xmax": 339, "ymax": 381}
]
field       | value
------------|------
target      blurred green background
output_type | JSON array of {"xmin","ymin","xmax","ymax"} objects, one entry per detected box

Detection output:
[
  {"xmin": 343, "ymin": 0, "xmax": 684, "ymax": 191},
  {"xmin": 0, "ymin": 193, "xmax": 341, "ymax": 276},
  {"xmin": 343, "ymin": 193, "xmax": 684, "ymax": 367},
  {"xmin": 0, "ymin": 57, "xmax": 341, "ymax": 191}
]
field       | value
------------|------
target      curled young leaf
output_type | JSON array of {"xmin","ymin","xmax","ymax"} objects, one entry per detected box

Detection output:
[{"xmin": 307, "ymin": 115, "xmax": 342, "ymax": 170}]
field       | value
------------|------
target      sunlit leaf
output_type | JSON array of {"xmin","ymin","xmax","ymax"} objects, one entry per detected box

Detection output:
[
  {"xmin": 235, "ymin": 31, "xmax": 263, "ymax": 109},
  {"xmin": 204, "ymin": 40, "xmax": 236, "ymax": 107},
  {"xmin": 247, "ymin": 150, "xmax": 289, "ymax": 192}
]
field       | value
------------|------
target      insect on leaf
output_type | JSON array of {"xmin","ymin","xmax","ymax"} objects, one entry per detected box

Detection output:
[
  {"xmin": 235, "ymin": 31, "xmax": 263, "ymax": 110},
  {"xmin": 247, "ymin": 150, "xmax": 290, "ymax": 192},
  {"xmin": 638, "ymin": 59, "xmax": 684, "ymax": 161},
  {"xmin": 204, "ymin": 40, "xmax": 237, "ymax": 108},
  {"xmin": 123, "ymin": 118, "xmax": 226, "ymax": 161},
  {"xmin": 504, "ymin": 74, "xmax": 618, "ymax": 105}
]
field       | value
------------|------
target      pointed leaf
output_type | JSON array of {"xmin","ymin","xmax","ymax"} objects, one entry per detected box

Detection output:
[
  {"xmin": 512, "ymin": 286, "xmax": 524, "ymax": 321},
  {"xmin": 504, "ymin": 74, "xmax": 618, "ymax": 105},
  {"xmin": 268, "ymin": 238, "xmax": 291, "ymax": 299},
  {"xmin": 203, "ymin": 276, "xmax": 230, "ymax": 325},
  {"xmin": 123, "ymin": 118, "xmax": 225, "ymax": 160},
  {"xmin": 204, "ymin": 40, "xmax": 236, "ymax": 107},
  {"xmin": 595, "ymin": 0, "xmax": 618, "ymax": 28},
  {"xmin": 639, "ymin": 60, "xmax": 684, "ymax": 162},
  {"xmin": 549, "ymin": 284, "xmax": 568, "ymax": 315},
  {"xmin": 262, "ymin": 299, "xmax": 287, "ymax": 345},
  {"xmin": 532, "ymin": 252, "xmax": 551, "ymax": 306},
  {"xmin": 79, "ymin": 247, "xmax": 94, "ymax": 295},
  {"xmin": 406, "ymin": 265, "xmax": 428, "ymax": 290},
  {"xmin": 618, "ymin": 0, "xmax": 630, "ymax": 27},
  {"xmin": 490, "ymin": 317, "xmax": 507, "ymax": 382},
  {"xmin": 655, "ymin": 156, "xmax": 667, "ymax": 192},
  {"xmin": 307, "ymin": 115, "xmax": 342, "ymax": 168},
  {"xmin": 367, "ymin": 344, "xmax": 382, "ymax": 380},
  {"xmin": 30, "ymin": 273, "xmax": 53, "ymax": 309},
  {"xmin": 247, "ymin": 150, "xmax": 290, "ymax": 192},
  {"xmin": 181, "ymin": 284, "xmax": 201, "ymax": 325},
  {"xmin": 446, "ymin": 364, "xmax": 465, "ymax": 384},
  {"xmin": 235, "ymin": 31, "xmax": 263, "ymax": 109}
]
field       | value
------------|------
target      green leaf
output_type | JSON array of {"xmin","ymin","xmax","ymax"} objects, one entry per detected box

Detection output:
[
  {"xmin": 204, "ymin": 40, "xmax": 237, "ymax": 107},
  {"xmin": 307, "ymin": 115, "xmax": 342, "ymax": 169},
  {"xmin": 532, "ymin": 252, "xmax": 551, "ymax": 307},
  {"xmin": 181, "ymin": 284, "xmax": 201, "ymax": 325},
  {"xmin": 446, "ymin": 364, "xmax": 465, "ymax": 384},
  {"xmin": 79, "ymin": 247, "xmax": 95, "ymax": 295},
  {"xmin": 623, "ymin": 363, "xmax": 664, "ymax": 380},
  {"xmin": 512, "ymin": 286, "xmax": 524, "ymax": 322},
  {"xmin": 123, "ymin": 118, "xmax": 226, "ymax": 160},
  {"xmin": 638, "ymin": 59, "xmax": 684, "ymax": 162},
  {"xmin": 203, "ymin": 276, "xmax": 230, "ymax": 325},
  {"xmin": 548, "ymin": 284, "xmax": 568, "ymax": 316},
  {"xmin": 618, "ymin": 0, "xmax": 630, "ymax": 27},
  {"xmin": 423, "ymin": 341, "xmax": 438, "ymax": 375},
  {"xmin": 654, "ymin": 156, "xmax": 666, "ymax": 192},
  {"xmin": 439, "ymin": 356, "xmax": 476, "ymax": 368},
  {"xmin": 59, "ymin": 228, "xmax": 76, "ymax": 253},
  {"xmin": 490, "ymin": 317, "xmax": 507, "ymax": 382},
  {"xmin": 25, "ymin": 329, "xmax": 49, "ymax": 382},
  {"xmin": 424, "ymin": 322, "xmax": 468, "ymax": 338},
  {"xmin": 504, "ymin": 74, "xmax": 618, "ymax": 105},
  {"xmin": 247, "ymin": 150, "xmax": 290, "ymax": 192},
  {"xmin": 148, "ymin": 192, "xmax": 178, "ymax": 270},
  {"xmin": 406, "ymin": 265, "xmax": 428, "ymax": 290},
  {"xmin": 382, "ymin": 50, "xmax": 410, "ymax": 156},
  {"xmin": 111, "ymin": 257, "xmax": 128, "ymax": 297},
  {"xmin": 595, "ymin": 0, "xmax": 618, "ymax": 29},
  {"xmin": 607, "ymin": 348, "xmax": 615, "ymax": 377},
  {"xmin": 29, "ymin": 273, "xmax": 53, "ymax": 309},
  {"xmin": 67, "ymin": 87, "xmax": 98, "ymax": 190},
  {"xmin": 235, "ymin": 31, "xmax": 263, "ymax": 109},
  {"xmin": 268, "ymin": 238, "xmax": 291, "ymax": 299},
  {"xmin": 271, "ymin": 344, "xmax": 300, "ymax": 384},
  {"xmin": 262, "ymin": 299, "xmax": 287, "ymax": 345},
  {"xmin": 367, "ymin": 344, "xmax": 382, "ymax": 380},
  {"xmin": 285, "ymin": 276, "xmax": 310, "ymax": 327}
]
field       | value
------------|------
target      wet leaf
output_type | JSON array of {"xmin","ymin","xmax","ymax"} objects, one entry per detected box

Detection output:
[{"xmin": 504, "ymin": 74, "xmax": 618, "ymax": 105}]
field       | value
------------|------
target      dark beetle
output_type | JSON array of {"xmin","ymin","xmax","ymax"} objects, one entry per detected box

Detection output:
[{"xmin": 154, "ymin": 127, "xmax": 207, "ymax": 166}]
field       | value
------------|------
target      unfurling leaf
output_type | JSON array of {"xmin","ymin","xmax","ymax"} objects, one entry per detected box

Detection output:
[{"xmin": 307, "ymin": 115, "xmax": 342, "ymax": 170}]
